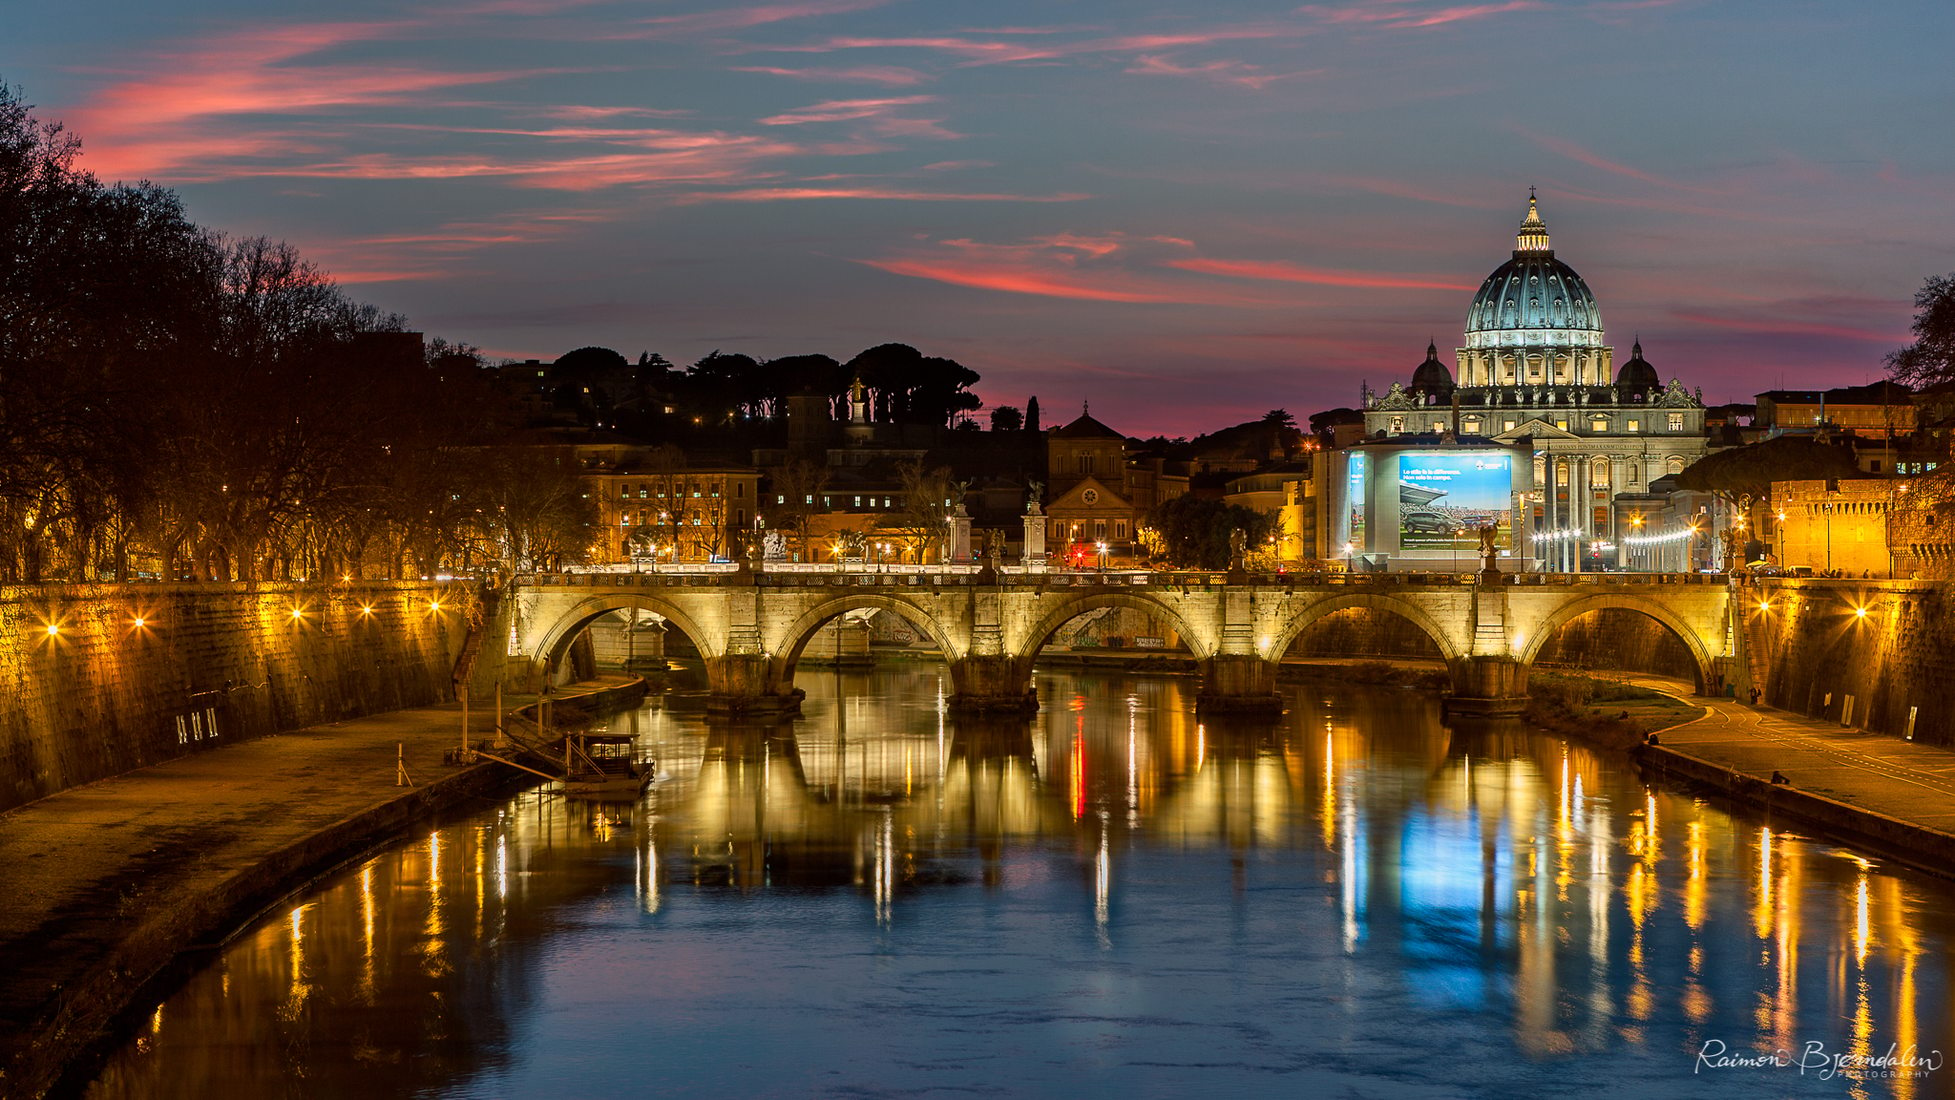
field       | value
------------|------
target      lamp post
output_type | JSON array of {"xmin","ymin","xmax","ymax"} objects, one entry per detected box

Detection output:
[{"xmin": 1095, "ymin": 540, "xmax": 1108, "ymax": 573}]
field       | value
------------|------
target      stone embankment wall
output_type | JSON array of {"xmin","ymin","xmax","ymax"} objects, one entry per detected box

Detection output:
[
  {"xmin": 1745, "ymin": 580, "xmax": 1955, "ymax": 746},
  {"xmin": 0, "ymin": 582, "xmax": 467, "ymax": 812}
]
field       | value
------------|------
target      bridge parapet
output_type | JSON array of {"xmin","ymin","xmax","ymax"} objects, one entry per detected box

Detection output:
[{"xmin": 505, "ymin": 572, "xmax": 1735, "ymax": 716}]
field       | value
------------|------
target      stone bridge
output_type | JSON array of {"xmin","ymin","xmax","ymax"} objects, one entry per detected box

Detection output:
[{"xmin": 495, "ymin": 569, "xmax": 1738, "ymax": 716}]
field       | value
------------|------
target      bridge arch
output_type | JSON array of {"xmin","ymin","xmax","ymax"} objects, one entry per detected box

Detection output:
[
  {"xmin": 1014, "ymin": 591, "xmax": 1214, "ymax": 665},
  {"xmin": 1266, "ymin": 593, "xmax": 1466, "ymax": 667},
  {"xmin": 1517, "ymin": 593, "xmax": 1715, "ymax": 692},
  {"xmin": 528, "ymin": 593, "xmax": 722, "ymax": 676},
  {"xmin": 773, "ymin": 593, "xmax": 964, "ymax": 679}
]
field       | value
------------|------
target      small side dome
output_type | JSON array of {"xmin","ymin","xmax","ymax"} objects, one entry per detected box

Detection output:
[
  {"xmin": 1617, "ymin": 338, "xmax": 1660, "ymax": 394},
  {"xmin": 1409, "ymin": 340, "xmax": 1454, "ymax": 400}
]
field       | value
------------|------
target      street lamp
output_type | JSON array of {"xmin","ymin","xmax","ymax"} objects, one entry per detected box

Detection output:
[{"xmin": 1095, "ymin": 540, "xmax": 1108, "ymax": 572}]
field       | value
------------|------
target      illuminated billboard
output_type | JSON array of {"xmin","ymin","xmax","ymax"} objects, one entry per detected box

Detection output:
[
  {"xmin": 1395, "ymin": 452, "xmax": 1513, "ymax": 550},
  {"xmin": 1346, "ymin": 452, "xmax": 1366, "ymax": 552}
]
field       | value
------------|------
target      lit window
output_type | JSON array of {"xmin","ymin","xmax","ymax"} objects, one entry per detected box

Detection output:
[
  {"xmin": 1627, "ymin": 419, "xmax": 1641, "ymax": 432},
  {"xmin": 1667, "ymin": 412, "xmax": 1684, "ymax": 432}
]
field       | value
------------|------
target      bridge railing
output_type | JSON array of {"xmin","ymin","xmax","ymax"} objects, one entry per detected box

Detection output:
[{"xmin": 517, "ymin": 568, "xmax": 1731, "ymax": 588}]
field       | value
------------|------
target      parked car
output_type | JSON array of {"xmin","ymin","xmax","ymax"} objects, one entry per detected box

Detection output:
[{"xmin": 1403, "ymin": 510, "xmax": 1458, "ymax": 534}]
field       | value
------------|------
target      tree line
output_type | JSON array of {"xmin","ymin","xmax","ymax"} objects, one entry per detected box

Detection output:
[
  {"xmin": 0, "ymin": 85, "xmax": 595, "ymax": 582},
  {"xmin": 542, "ymin": 342, "xmax": 996, "ymax": 434}
]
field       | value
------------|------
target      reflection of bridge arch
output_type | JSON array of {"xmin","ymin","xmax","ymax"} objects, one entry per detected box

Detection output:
[
  {"xmin": 1267, "ymin": 593, "xmax": 1465, "ymax": 667},
  {"xmin": 1015, "ymin": 591, "xmax": 1213, "ymax": 664},
  {"xmin": 773, "ymin": 594, "xmax": 963, "ymax": 677},
  {"xmin": 1517, "ymin": 594, "xmax": 1713, "ymax": 691},
  {"xmin": 530, "ymin": 594, "xmax": 720, "ymax": 671}
]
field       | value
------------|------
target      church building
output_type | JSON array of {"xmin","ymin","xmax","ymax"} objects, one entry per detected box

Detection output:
[{"xmin": 1363, "ymin": 194, "xmax": 1709, "ymax": 569}]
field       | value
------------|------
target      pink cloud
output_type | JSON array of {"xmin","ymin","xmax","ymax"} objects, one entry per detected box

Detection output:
[
  {"xmin": 1298, "ymin": 1, "xmax": 1545, "ymax": 29},
  {"xmin": 760, "ymin": 95, "xmax": 939, "ymax": 125},
  {"xmin": 675, "ymin": 186, "xmax": 1091, "ymax": 203},
  {"xmin": 762, "ymin": 24, "xmax": 1310, "ymax": 66},
  {"xmin": 622, "ymin": 0, "xmax": 897, "ymax": 37},
  {"xmin": 1124, "ymin": 55, "xmax": 1316, "ymax": 89},
  {"xmin": 1165, "ymin": 257, "xmax": 1477, "ymax": 291},
  {"xmin": 857, "ymin": 235, "xmax": 1287, "ymax": 305},
  {"xmin": 861, "ymin": 258, "xmax": 1206, "ymax": 303},
  {"xmin": 64, "ymin": 19, "xmax": 577, "ymax": 181},
  {"xmin": 1297, "ymin": 171, "xmax": 1505, "ymax": 209},
  {"xmin": 526, "ymin": 104, "xmax": 696, "ymax": 120},
  {"xmin": 1669, "ymin": 310, "xmax": 1902, "ymax": 344},
  {"xmin": 732, "ymin": 65, "xmax": 933, "ymax": 86},
  {"xmin": 1521, "ymin": 130, "xmax": 1726, "ymax": 195}
]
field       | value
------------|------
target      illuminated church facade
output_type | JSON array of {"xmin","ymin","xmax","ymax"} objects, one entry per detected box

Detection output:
[{"xmin": 1362, "ymin": 194, "xmax": 1709, "ymax": 569}]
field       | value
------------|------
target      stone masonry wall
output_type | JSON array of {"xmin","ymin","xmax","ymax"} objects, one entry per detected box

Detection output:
[
  {"xmin": 0, "ymin": 582, "xmax": 467, "ymax": 812},
  {"xmin": 1745, "ymin": 580, "xmax": 1955, "ymax": 746},
  {"xmin": 1284, "ymin": 607, "xmax": 1444, "ymax": 659},
  {"xmin": 1532, "ymin": 608, "xmax": 1699, "ymax": 680}
]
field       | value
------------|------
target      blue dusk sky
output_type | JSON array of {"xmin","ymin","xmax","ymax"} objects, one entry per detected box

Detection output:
[{"xmin": 9, "ymin": 0, "xmax": 1954, "ymax": 435}]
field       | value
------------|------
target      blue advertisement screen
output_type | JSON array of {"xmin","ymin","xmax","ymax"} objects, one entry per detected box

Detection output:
[
  {"xmin": 1346, "ymin": 452, "xmax": 1366, "ymax": 552},
  {"xmin": 1395, "ymin": 452, "xmax": 1512, "ymax": 549}
]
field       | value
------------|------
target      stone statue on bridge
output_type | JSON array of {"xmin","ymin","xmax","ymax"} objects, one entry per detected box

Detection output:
[{"xmin": 1478, "ymin": 523, "xmax": 1500, "ymax": 577}]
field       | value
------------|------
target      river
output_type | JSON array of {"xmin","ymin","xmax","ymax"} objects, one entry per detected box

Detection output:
[{"xmin": 81, "ymin": 665, "xmax": 1955, "ymax": 1098}]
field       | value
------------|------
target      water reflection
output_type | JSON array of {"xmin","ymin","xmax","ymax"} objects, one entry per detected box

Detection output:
[{"xmin": 87, "ymin": 667, "xmax": 1955, "ymax": 1099}]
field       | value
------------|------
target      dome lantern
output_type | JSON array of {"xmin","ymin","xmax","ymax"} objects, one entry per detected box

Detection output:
[{"xmin": 1515, "ymin": 188, "xmax": 1551, "ymax": 255}]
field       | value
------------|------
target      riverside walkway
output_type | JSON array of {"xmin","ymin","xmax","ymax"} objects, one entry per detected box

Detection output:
[
  {"xmin": 1630, "ymin": 675, "xmax": 1955, "ymax": 871},
  {"xmin": 0, "ymin": 676, "xmax": 638, "ymax": 1098}
]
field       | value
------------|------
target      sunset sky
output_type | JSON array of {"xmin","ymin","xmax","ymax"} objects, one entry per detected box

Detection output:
[{"xmin": 12, "ymin": 0, "xmax": 1954, "ymax": 435}]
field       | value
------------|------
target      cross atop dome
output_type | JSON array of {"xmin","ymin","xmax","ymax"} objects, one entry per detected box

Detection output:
[{"xmin": 1515, "ymin": 191, "xmax": 1551, "ymax": 255}]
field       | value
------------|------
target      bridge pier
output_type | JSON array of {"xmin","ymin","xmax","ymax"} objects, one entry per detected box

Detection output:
[
  {"xmin": 1443, "ymin": 656, "xmax": 1529, "ymax": 718},
  {"xmin": 947, "ymin": 656, "xmax": 1039, "ymax": 715},
  {"xmin": 705, "ymin": 655, "xmax": 805, "ymax": 716},
  {"xmin": 1196, "ymin": 655, "xmax": 1284, "ymax": 715}
]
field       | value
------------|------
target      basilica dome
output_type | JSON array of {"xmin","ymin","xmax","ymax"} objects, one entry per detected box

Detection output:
[
  {"xmin": 1408, "ymin": 340, "xmax": 1454, "ymax": 400},
  {"xmin": 1462, "ymin": 194, "xmax": 1603, "ymax": 350},
  {"xmin": 1616, "ymin": 339, "xmax": 1660, "ymax": 393}
]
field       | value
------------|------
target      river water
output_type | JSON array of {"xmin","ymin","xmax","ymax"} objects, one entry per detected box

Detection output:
[{"xmin": 83, "ymin": 666, "xmax": 1955, "ymax": 1098}]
